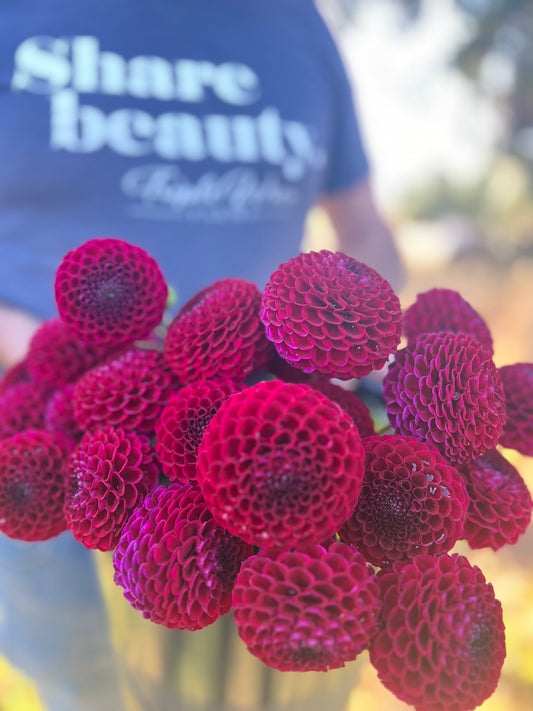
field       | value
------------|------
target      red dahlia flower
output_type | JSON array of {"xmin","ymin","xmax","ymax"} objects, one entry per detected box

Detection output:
[
  {"xmin": 383, "ymin": 332, "xmax": 505, "ymax": 464},
  {"xmin": 0, "ymin": 430, "xmax": 71, "ymax": 541},
  {"xmin": 459, "ymin": 449, "xmax": 532, "ymax": 550},
  {"xmin": 164, "ymin": 279, "xmax": 271, "ymax": 384},
  {"xmin": 113, "ymin": 483, "xmax": 253, "ymax": 630},
  {"xmin": 232, "ymin": 543, "xmax": 381, "ymax": 671},
  {"xmin": 54, "ymin": 237, "xmax": 168, "ymax": 347},
  {"xmin": 196, "ymin": 379, "xmax": 365, "ymax": 548},
  {"xmin": 306, "ymin": 379, "xmax": 375, "ymax": 439},
  {"xmin": 267, "ymin": 349, "xmax": 314, "ymax": 383},
  {"xmin": 155, "ymin": 378, "xmax": 244, "ymax": 483},
  {"xmin": 498, "ymin": 363, "xmax": 533, "ymax": 456},
  {"xmin": 0, "ymin": 381, "xmax": 53, "ymax": 441},
  {"xmin": 73, "ymin": 348, "xmax": 179, "ymax": 434},
  {"xmin": 0, "ymin": 359, "xmax": 31, "ymax": 395},
  {"xmin": 44, "ymin": 385, "xmax": 83, "ymax": 442},
  {"xmin": 26, "ymin": 318, "xmax": 119, "ymax": 389},
  {"xmin": 260, "ymin": 250, "xmax": 402, "ymax": 380},
  {"xmin": 369, "ymin": 553, "xmax": 506, "ymax": 711},
  {"xmin": 64, "ymin": 426, "xmax": 158, "ymax": 551},
  {"xmin": 339, "ymin": 435, "xmax": 468, "ymax": 566},
  {"xmin": 403, "ymin": 289, "xmax": 493, "ymax": 356}
]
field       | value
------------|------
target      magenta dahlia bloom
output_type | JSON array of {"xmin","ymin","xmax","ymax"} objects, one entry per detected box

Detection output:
[
  {"xmin": 155, "ymin": 378, "xmax": 244, "ymax": 483},
  {"xmin": 196, "ymin": 379, "xmax": 365, "ymax": 547},
  {"xmin": 339, "ymin": 435, "xmax": 468, "ymax": 566},
  {"xmin": 0, "ymin": 359, "xmax": 31, "ymax": 395},
  {"xmin": 54, "ymin": 237, "xmax": 168, "ymax": 347},
  {"xmin": 267, "ymin": 350, "xmax": 314, "ymax": 383},
  {"xmin": 459, "ymin": 449, "xmax": 532, "ymax": 550},
  {"xmin": 73, "ymin": 348, "xmax": 179, "ymax": 434},
  {"xmin": 44, "ymin": 385, "xmax": 83, "ymax": 442},
  {"xmin": 403, "ymin": 289, "xmax": 493, "ymax": 356},
  {"xmin": 113, "ymin": 482, "xmax": 253, "ymax": 630},
  {"xmin": 383, "ymin": 332, "xmax": 506, "ymax": 464},
  {"xmin": 0, "ymin": 381, "xmax": 53, "ymax": 441},
  {"xmin": 369, "ymin": 553, "xmax": 506, "ymax": 711},
  {"xmin": 164, "ymin": 279, "xmax": 272, "ymax": 384},
  {"xmin": 498, "ymin": 363, "xmax": 533, "ymax": 456},
  {"xmin": 0, "ymin": 430, "xmax": 71, "ymax": 541},
  {"xmin": 306, "ymin": 379, "xmax": 375, "ymax": 439},
  {"xmin": 26, "ymin": 318, "xmax": 119, "ymax": 389},
  {"xmin": 64, "ymin": 426, "xmax": 158, "ymax": 551},
  {"xmin": 260, "ymin": 250, "xmax": 402, "ymax": 380},
  {"xmin": 232, "ymin": 542, "xmax": 381, "ymax": 671}
]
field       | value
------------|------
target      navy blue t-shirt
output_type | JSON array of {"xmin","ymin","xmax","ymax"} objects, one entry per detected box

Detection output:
[{"xmin": 0, "ymin": 0, "xmax": 369, "ymax": 318}]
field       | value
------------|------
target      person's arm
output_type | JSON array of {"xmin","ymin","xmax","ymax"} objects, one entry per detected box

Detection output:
[
  {"xmin": 319, "ymin": 178, "xmax": 406, "ymax": 294},
  {"xmin": 0, "ymin": 304, "xmax": 40, "ymax": 369}
]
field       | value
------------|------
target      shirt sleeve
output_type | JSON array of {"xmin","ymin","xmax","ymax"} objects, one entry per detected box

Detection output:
[{"xmin": 308, "ymin": 3, "xmax": 370, "ymax": 194}]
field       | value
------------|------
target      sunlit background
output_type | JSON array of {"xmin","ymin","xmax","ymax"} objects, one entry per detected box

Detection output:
[{"xmin": 2, "ymin": 0, "xmax": 532, "ymax": 709}]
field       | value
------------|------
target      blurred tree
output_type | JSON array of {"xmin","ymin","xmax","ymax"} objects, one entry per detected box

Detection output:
[
  {"xmin": 328, "ymin": 0, "xmax": 533, "ymax": 169},
  {"xmin": 323, "ymin": 0, "xmax": 533, "ymax": 256}
]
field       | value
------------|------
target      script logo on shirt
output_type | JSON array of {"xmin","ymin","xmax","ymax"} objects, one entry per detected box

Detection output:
[{"xmin": 10, "ymin": 35, "xmax": 326, "ymax": 222}]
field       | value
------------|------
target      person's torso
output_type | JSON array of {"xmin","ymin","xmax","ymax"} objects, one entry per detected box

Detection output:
[{"xmin": 0, "ymin": 0, "xmax": 342, "ymax": 315}]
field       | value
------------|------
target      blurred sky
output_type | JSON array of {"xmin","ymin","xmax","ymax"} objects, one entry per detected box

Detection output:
[{"xmin": 334, "ymin": 0, "xmax": 504, "ymax": 210}]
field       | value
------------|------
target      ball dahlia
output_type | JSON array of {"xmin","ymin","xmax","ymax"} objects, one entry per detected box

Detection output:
[
  {"xmin": 155, "ymin": 378, "xmax": 244, "ymax": 483},
  {"xmin": 369, "ymin": 553, "xmax": 506, "ymax": 711},
  {"xmin": 113, "ymin": 482, "xmax": 253, "ymax": 630},
  {"xmin": 64, "ymin": 426, "xmax": 158, "ymax": 551},
  {"xmin": 339, "ymin": 435, "xmax": 468, "ymax": 566},
  {"xmin": 26, "ymin": 318, "xmax": 119, "ymax": 389},
  {"xmin": 260, "ymin": 250, "xmax": 402, "ymax": 380},
  {"xmin": 403, "ymin": 289, "xmax": 493, "ymax": 356},
  {"xmin": 459, "ymin": 448, "xmax": 532, "ymax": 550},
  {"xmin": 306, "ymin": 379, "xmax": 375, "ymax": 439},
  {"xmin": 196, "ymin": 379, "xmax": 365, "ymax": 547},
  {"xmin": 0, "ymin": 430, "xmax": 71, "ymax": 541},
  {"xmin": 383, "ymin": 332, "xmax": 505, "ymax": 464},
  {"xmin": 44, "ymin": 385, "xmax": 83, "ymax": 442},
  {"xmin": 232, "ymin": 542, "xmax": 381, "ymax": 671},
  {"xmin": 0, "ymin": 381, "xmax": 53, "ymax": 441},
  {"xmin": 73, "ymin": 348, "xmax": 179, "ymax": 434},
  {"xmin": 164, "ymin": 279, "xmax": 271, "ymax": 384},
  {"xmin": 0, "ymin": 359, "xmax": 31, "ymax": 395},
  {"xmin": 54, "ymin": 237, "xmax": 168, "ymax": 347},
  {"xmin": 498, "ymin": 363, "xmax": 533, "ymax": 456}
]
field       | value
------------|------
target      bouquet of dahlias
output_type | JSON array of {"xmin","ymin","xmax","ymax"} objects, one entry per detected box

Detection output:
[{"xmin": 1, "ymin": 237, "xmax": 532, "ymax": 711}]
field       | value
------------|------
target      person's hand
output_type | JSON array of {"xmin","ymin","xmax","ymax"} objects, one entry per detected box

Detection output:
[{"xmin": 0, "ymin": 305, "xmax": 41, "ymax": 369}]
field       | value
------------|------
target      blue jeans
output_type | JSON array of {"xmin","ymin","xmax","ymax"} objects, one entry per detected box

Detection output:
[{"xmin": 0, "ymin": 531, "xmax": 125, "ymax": 711}]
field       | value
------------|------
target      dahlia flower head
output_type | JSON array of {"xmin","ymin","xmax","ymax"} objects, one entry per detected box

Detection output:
[
  {"xmin": 403, "ymin": 288, "xmax": 494, "ymax": 356},
  {"xmin": 306, "ymin": 379, "xmax": 375, "ymax": 439},
  {"xmin": 64, "ymin": 426, "xmax": 158, "ymax": 551},
  {"xmin": 196, "ymin": 379, "xmax": 365, "ymax": 547},
  {"xmin": 44, "ymin": 385, "xmax": 84, "ymax": 442},
  {"xmin": 164, "ymin": 278, "xmax": 271, "ymax": 384},
  {"xmin": 369, "ymin": 553, "xmax": 506, "ymax": 711},
  {"xmin": 0, "ymin": 359, "xmax": 31, "ymax": 395},
  {"xmin": 459, "ymin": 448, "xmax": 532, "ymax": 550},
  {"xmin": 261, "ymin": 250, "xmax": 402, "ymax": 380},
  {"xmin": 113, "ymin": 482, "xmax": 253, "ymax": 630},
  {"xmin": 498, "ymin": 363, "xmax": 533, "ymax": 456},
  {"xmin": 0, "ymin": 380, "xmax": 53, "ymax": 441},
  {"xmin": 25, "ymin": 318, "xmax": 119, "ymax": 389},
  {"xmin": 155, "ymin": 378, "xmax": 244, "ymax": 483},
  {"xmin": 384, "ymin": 332, "xmax": 506, "ymax": 464},
  {"xmin": 339, "ymin": 435, "xmax": 469, "ymax": 566},
  {"xmin": 0, "ymin": 430, "xmax": 72, "ymax": 541},
  {"xmin": 54, "ymin": 237, "xmax": 168, "ymax": 347},
  {"xmin": 73, "ymin": 348, "xmax": 180, "ymax": 434},
  {"xmin": 232, "ymin": 542, "xmax": 381, "ymax": 672}
]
